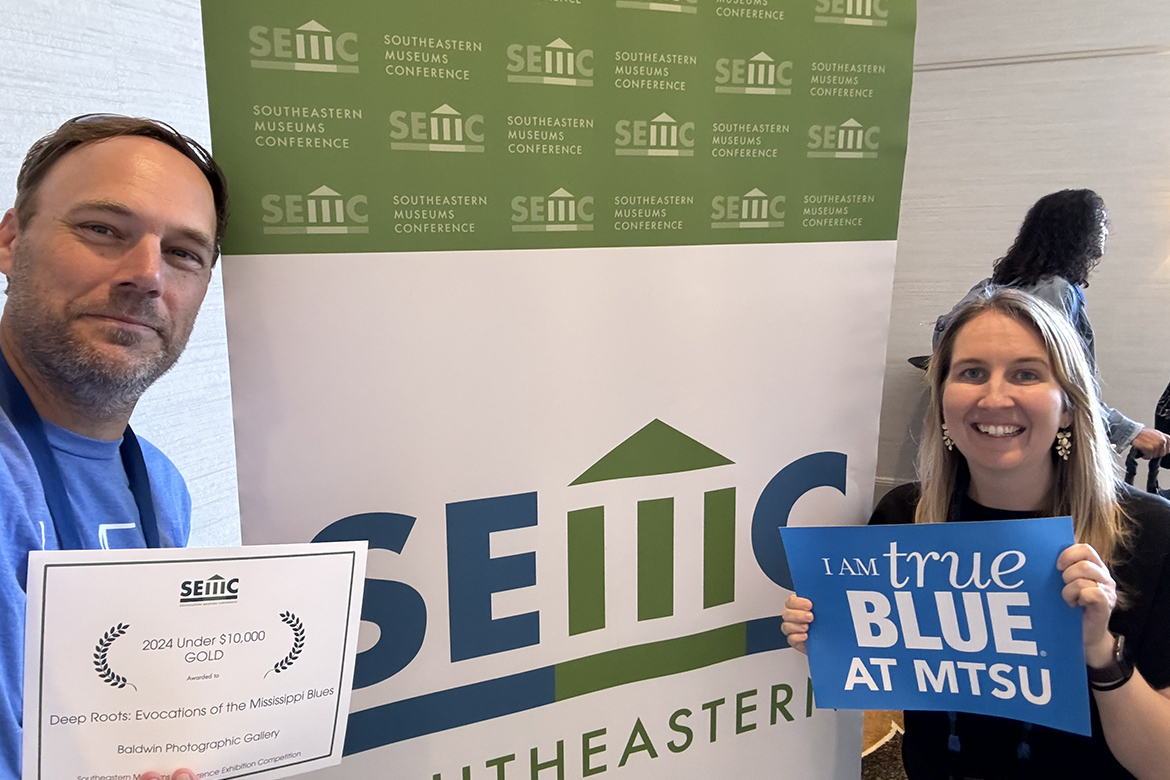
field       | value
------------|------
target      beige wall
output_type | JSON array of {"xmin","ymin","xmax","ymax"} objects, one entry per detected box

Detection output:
[{"xmin": 877, "ymin": 0, "xmax": 1170, "ymax": 493}]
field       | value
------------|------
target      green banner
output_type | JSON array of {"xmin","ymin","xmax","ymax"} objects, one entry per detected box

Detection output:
[
  {"xmin": 203, "ymin": 0, "xmax": 915, "ymax": 254},
  {"xmin": 203, "ymin": 3, "xmax": 916, "ymax": 776}
]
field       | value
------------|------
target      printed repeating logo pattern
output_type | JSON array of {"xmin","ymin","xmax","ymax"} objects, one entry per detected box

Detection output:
[
  {"xmin": 512, "ymin": 188, "xmax": 595, "ymax": 232},
  {"xmin": 249, "ymin": 20, "xmax": 360, "ymax": 73},
  {"xmin": 807, "ymin": 118, "xmax": 881, "ymax": 158},
  {"xmin": 209, "ymin": 3, "xmax": 911, "ymax": 251},
  {"xmin": 507, "ymin": 39, "xmax": 595, "ymax": 87},
  {"xmin": 390, "ymin": 104, "xmax": 485, "ymax": 153},
  {"xmin": 615, "ymin": 113, "xmax": 696, "ymax": 156},
  {"xmin": 262, "ymin": 186, "xmax": 370, "ymax": 234},
  {"xmin": 710, "ymin": 188, "xmax": 786, "ymax": 229},
  {"xmin": 617, "ymin": 0, "xmax": 699, "ymax": 14},
  {"xmin": 715, "ymin": 52, "xmax": 793, "ymax": 95},
  {"xmin": 814, "ymin": 0, "xmax": 889, "ymax": 26}
]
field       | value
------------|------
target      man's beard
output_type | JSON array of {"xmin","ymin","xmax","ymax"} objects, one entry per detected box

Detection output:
[{"xmin": 5, "ymin": 244, "xmax": 190, "ymax": 417}]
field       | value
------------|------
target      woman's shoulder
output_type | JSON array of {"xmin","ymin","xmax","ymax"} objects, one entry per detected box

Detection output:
[
  {"xmin": 1116, "ymin": 485, "xmax": 1170, "ymax": 584},
  {"xmin": 1024, "ymin": 275, "xmax": 1079, "ymax": 311},
  {"xmin": 869, "ymin": 482, "xmax": 921, "ymax": 526},
  {"xmin": 1119, "ymin": 483, "xmax": 1170, "ymax": 537}
]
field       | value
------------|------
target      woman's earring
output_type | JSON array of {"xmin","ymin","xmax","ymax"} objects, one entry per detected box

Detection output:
[
  {"xmin": 1055, "ymin": 428, "xmax": 1073, "ymax": 460},
  {"xmin": 942, "ymin": 424, "xmax": 955, "ymax": 451}
]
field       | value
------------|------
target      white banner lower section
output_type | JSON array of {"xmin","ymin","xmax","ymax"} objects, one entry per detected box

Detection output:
[{"xmin": 223, "ymin": 240, "xmax": 896, "ymax": 779}]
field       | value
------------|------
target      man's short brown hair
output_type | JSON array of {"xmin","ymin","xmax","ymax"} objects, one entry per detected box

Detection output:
[{"xmin": 14, "ymin": 114, "xmax": 229, "ymax": 256}]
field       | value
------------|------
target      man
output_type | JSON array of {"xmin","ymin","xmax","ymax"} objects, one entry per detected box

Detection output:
[{"xmin": 0, "ymin": 114, "xmax": 228, "ymax": 780}]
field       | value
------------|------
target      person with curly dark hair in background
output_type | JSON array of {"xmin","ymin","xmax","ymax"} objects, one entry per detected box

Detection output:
[{"xmin": 932, "ymin": 189, "xmax": 1170, "ymax": 461}]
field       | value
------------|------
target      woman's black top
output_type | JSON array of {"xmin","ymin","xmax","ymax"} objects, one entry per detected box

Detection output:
[{"xmin": 870, "ymin": 482, "xmax": 1170, "ymax": 780}]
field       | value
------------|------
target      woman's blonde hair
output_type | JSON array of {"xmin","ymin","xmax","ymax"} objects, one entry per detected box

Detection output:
[{"xmin": 917, "ymin": 287, "xmax": 1127, "ymax": 565}]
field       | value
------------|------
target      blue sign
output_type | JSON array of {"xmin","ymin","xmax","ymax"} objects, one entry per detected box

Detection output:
[{"xmin": 780, "ymin": 517, "xmax": 1090, "ymax": 735}]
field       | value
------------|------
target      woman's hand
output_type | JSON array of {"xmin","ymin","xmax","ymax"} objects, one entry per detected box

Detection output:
[
  {"xmin": 781, "ymin": 594, "xmax": 815, "ymax": 655},
  {"xmin": 1057, "ymin": 543, "xmax": 1118, "ymax": 667},
  {"xmin": 138, "ymin": 770, "xmax": 197, "ymax": 780}
]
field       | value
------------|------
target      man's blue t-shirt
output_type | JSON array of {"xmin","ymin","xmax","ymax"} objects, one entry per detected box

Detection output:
[{"xmin": 0, "ymin": 413, "xmax": 191, "ymax": 780}]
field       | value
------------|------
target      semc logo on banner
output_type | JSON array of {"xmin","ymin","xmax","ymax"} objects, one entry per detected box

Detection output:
[
  {"xmin": 780, "ymin": 517, "xmax": 1090, "ymax": 735},
  {"xmin": 310, "ymin": 420, "xmax": 855, "ymax": 759}
]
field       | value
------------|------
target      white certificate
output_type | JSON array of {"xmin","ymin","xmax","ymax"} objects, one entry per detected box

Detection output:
[{"xmin": 23, "ymin": 542, "xmax": 367, "ymax": 780}]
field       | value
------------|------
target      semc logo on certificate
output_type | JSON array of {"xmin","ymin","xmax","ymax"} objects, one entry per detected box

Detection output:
[{"xmin": 180, "ymin": 574, "xmax": 242, "ymax": 605}]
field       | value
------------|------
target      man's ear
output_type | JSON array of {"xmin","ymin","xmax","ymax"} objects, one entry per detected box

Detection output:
[{"xmin": 0, "ymin": 209, "xmax": 20, "ymax": 277}]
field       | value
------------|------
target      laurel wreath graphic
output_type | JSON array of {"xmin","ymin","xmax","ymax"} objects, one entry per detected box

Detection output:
[
  {"xmin": 267, "ymin": 612, "xmax": 305, "ymax": 677},
  {"xmin": 93, "ymin": 623, "xmax": 136, "ymax": 690}
]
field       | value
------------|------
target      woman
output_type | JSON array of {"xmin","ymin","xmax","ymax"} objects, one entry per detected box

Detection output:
[
  {"xmin": 784, "ymin": 288, "xmax": 1170, "ymax": 779},
  {"xmin": 931, "ymin": 189, "xmax": 1170, "ymax": 460}
]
